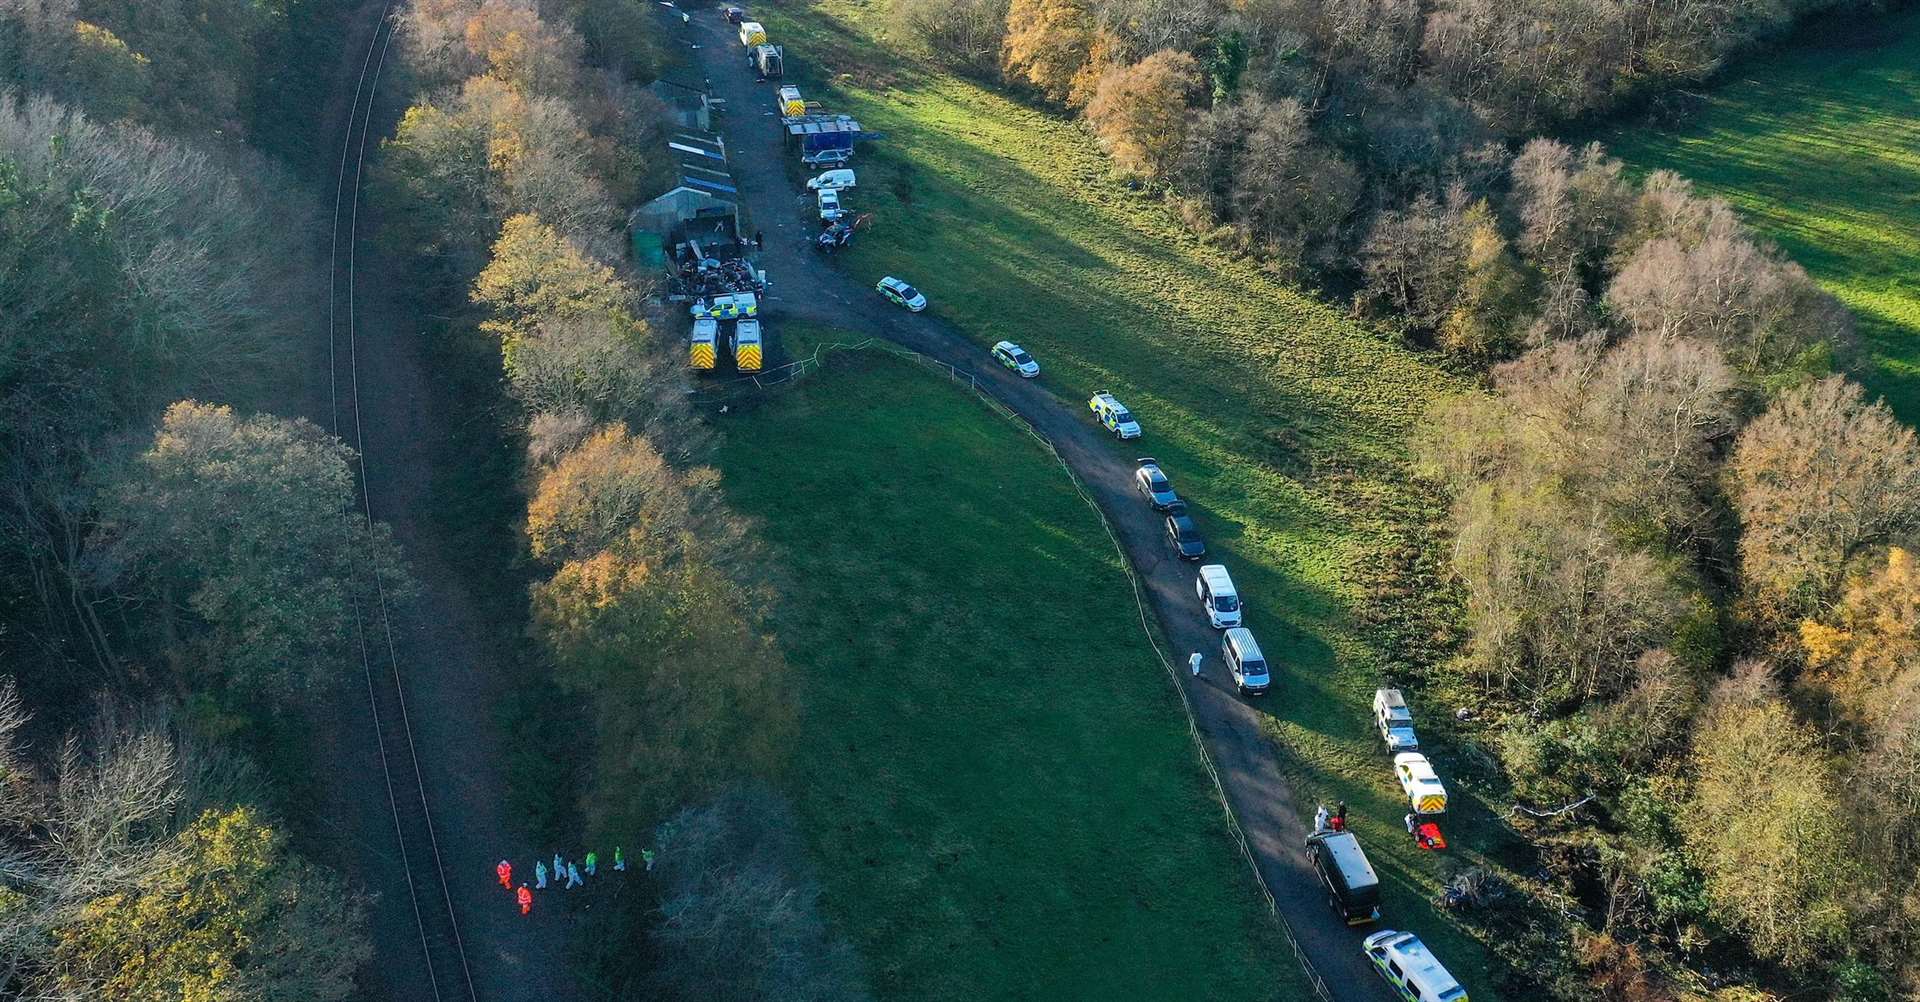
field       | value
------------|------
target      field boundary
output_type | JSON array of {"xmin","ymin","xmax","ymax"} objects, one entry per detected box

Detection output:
[{"xmin": 705, "ymin": 334, "xmax": 1336, "ymax": 1001}]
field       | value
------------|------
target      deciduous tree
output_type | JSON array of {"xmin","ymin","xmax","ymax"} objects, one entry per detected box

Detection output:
[{"xmin": 1084, "ymin": 50, "xmax": 1200, "ymax": 178}]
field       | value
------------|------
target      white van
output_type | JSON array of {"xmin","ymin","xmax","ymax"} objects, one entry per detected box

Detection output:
[
  {"xmin": 1363, "ymin": 930, "xmax": 1469, "ymax": 1002},
  {"xmin": 1221, "ymin": 627, "xmax": 1269, "ymax": 696},
  {"xmin": 806, "ymin": 168, "xmax": 856, "ymax": 191},
  {"xmin": 817, "ymin": 187, "xmax": 845, "ymax": 221},
  {"xmin": 1196, "ymin": 564, "xmax": 1242, "ymax": 628}
]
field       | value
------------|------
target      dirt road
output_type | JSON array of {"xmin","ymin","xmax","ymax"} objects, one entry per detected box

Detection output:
[{"xmin": 675, "ymin": 11, "xmax": 1403, "ymax": 1001}]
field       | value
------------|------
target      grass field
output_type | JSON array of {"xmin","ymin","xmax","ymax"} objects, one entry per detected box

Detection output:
[
  {"xmin": 1598, "ymin": 7, "xmax": 1920, "ymax": 421},
  {"xmin": 739, "ymin": 3, "xmax": 1522, "ymax": 996},
  {"xmin": 716, "ymin": 330, "xmax": 1305, "ymax": 999}
]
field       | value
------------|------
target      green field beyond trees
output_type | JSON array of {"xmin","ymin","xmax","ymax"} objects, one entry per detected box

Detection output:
[
  {"xmin": 1601, "ymin": 7, "xmax": 1920, "ymax": 420},
  {"xmin": 717, "ymin": 338, "xmax": 1301, "ymax": 999},
  {"xmin": 734, "ymin": 0, "xmax": 1519, "ymax": 993}
]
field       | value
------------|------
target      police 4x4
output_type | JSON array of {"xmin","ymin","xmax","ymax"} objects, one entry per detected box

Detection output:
[{"xmin": 1088, "ymin": 391, "xmax": 1141, "ymax": 439}]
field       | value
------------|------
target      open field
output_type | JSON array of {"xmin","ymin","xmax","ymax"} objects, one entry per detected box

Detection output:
[
  {"xmin": 1599, "ymin": 7, "xmax": 1920, "ymax": 420},
  {"xmin": 738, "ymin": 3, "xmax": 1521, "ymax": 995},
  {"xmin": 716, "ymin": 329, "xmax": 1304, "ymax": 999}
]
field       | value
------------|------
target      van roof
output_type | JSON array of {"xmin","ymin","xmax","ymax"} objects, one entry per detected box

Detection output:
[
  {"xmin": 1376, "ymin": 688, "xmax": 1407, "ymax": 708},
  {"xmin": 734, "ymin": 320, "xmax": 761, "ymax": 342},
  {"xmin": 1314, "ymin": 831, "xmax": 1379, "ymax": 890},
  {"xmin": 1371, "ymin": 932, "xmax": 1462, "ymax": 994},
  {"xmin": 1223, "ymin": 627, "xmax": 1263, "ymax": 661},
  {"xmin": 1200, "ymin": 564, "xmax": 1235, "ymax": 590}
]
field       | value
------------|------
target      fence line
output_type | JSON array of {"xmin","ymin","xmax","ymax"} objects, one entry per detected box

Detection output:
[{"xmin": 721, "ymin": 337, "xmax": 1336, "ymax": 1001}]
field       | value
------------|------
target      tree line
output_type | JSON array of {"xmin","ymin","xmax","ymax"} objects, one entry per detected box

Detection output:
[
  {"xmin": 893, "ymin": 0, "xmax": 1865, "ymax": 289},
  {"xmin": 1397, "ymin": 156, "xmax": 1908, "ymax": 1001},
  {"xmin": 2, "ymin": 2, "xmax": 400, "ymax": 993},
  {"xmin": 380, "ymin": 2, "xmax": 868, "ymax": 997}
]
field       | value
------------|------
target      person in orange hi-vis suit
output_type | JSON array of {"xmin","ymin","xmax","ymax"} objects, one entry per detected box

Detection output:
[
  {"xmin": 496, "ymin": 859, "xmax": 512, "ymax": 889},
  {"xmin": 517, "ymin": 884, "xmax": 533, "ymax": 916}
]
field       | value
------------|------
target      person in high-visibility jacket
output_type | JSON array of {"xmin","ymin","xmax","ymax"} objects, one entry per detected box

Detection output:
[
  {"xmin": 496, "ymin": 859, "xmax": 512, "ymax": 890},
  {"xmin": 517, "ymin": 884, "xmax": 533, "ymax": 915}
]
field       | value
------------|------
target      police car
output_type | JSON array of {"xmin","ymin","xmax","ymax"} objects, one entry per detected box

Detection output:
[
  {"xmin": 1363, "ymin": 930, "xmax": 1468, "ymax": 1002},
  {"xmin": 876, "ymin": 276, "xmax": 927, "ymax": 312},
  {"xmin": 1088, "ymin": 391, "xmax": 1141, "ymax": 439},
  {"xmin": 991, "ymin": 341, "xmax": 1040, "ymax": 377}
]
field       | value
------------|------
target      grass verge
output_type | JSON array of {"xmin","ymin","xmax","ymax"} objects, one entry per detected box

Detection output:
[
  {"xmin": 1598, "ymin": 6, "xmax": 1920, "ymax": 421},
  {"xmin": 717, "ymin": 323, "xmax": 1305, "ymax": 999}
]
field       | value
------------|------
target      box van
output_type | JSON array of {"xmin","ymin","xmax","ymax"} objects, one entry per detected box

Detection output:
[
  {"xmin": 777, "ymin": 85, "xmax": 805, "ymax": 117},
  {"xmin": 732, "ymin": 319, "xmax": 762, "ymax": 371},
  {"xmin": 1196, "ymin": 564, "xmax": 1241, "ymax": 628},
  {"xmin": 1221, "ymin": 627, "xmax": 1269, "ymax": 696},
  {"xmin": 738, "ymin": 20, "xmax": 766, "ymax": 47},
  {"xmin": 806, "ymin": 168, "xmax": 856, "ymax": 191},
  {"xmin": 1363, "ymin": 930, "xmax": 1469, "ymax": 1002},
  {"xmin": 1306, "ymin": 830, "xmax": 1380, "ymax": 926},
  {"xmin": 689, "ymin": 317, "xmax": 718, "ymax": 370}
]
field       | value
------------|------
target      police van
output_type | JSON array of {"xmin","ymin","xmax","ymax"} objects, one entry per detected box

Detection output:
[
  {"xmin": 1306, "ymin": 829, "xmax": 1380, "ymax": 926},
  {"xmin": 1362, "ymin": 929, "xmax": 1468, "ymax": 1002},
  {"xmin": 1088, "ymin": 391, "xmax": 1141, "ymax": 439}
]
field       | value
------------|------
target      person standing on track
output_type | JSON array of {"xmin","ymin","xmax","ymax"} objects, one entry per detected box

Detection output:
[
  {"xmin": 554, "ymin": 852, "xmax": 564, "ymax": 883},
  {"xmin": 497, "ymin": 859, "xmax": 512, "ymax": 890},
  {"xmin": 585, "ymin": 850, "xmax": 598, "ymax": 877},
  {"xmin": 1189, "ymin": 652, "xmax": 1203, "ymax": 677},
  {"xmin": 642, "ymin": 848, "xmax": 656, "ymax": 872},
  {"xmin": 518, "ymin": 884, "xmax": 533, "ymax": 916},
  {"xmin": 566, "ymin": 860, "xmax": 582, "ymax": 888},
  {"xmin": 614, "ymin": 846, "xmax": 626, "ymax": 872},
  {"xmin": 535, "ymin": 860, "xmax": 548, "ymax": 889}
]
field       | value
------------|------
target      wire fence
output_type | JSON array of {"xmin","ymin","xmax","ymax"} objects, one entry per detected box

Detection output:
[{"xmin": 714, "ymin": 337, "xmax": 1336, "ymax": 1001}]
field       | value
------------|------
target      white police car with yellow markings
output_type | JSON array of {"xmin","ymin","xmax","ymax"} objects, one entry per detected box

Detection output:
[
  {"xmin": 1088, "ymin": 391, "xmax": 1141, "ymax": 439},
  {"xmin": 1363, "ymin": 929, "xmax": 1468, "ymax": 1002}
]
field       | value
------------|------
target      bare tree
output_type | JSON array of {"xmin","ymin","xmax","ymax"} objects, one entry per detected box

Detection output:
[{"xmin": 1728, "ymin": 376, "xmax": 1920, "ymax": 615}]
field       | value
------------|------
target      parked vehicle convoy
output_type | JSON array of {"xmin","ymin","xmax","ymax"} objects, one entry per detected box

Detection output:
[
  {"xmin": 1363, "ymin": 930, "xmax": 1469, "ymax": 1002},
  {"xmin": 1374, "ymin": 688, "xmax": 1420, "ymax": 753},
  {"xmin": 1196, "ymin": 564, "xmax": 1242, "ymax": 628},
  {"xmin": 738, "ymin": 20, "xmax": 766, "ymax": 46},
  {"xmin": 733, "ymin": 318, "xmax": 763, "ymax": 371},
  {"xmin": 1307, "ymin": 829, "xmax": 1381, "ymax": 926},
  {"xmin": 818, "ymin": 187, "xmax": 845, "ymax": 221},
  {"xmin": 876, "ymin": 276, "xmax": 926, "ymax": 311},
  {"xmin": 1220, "ymin": 627, "xmax": 1270, "ymax": 696},
  {"xmin": 1088, "ymin": 391, "xmax": 1141, "ymax": 439},
  {"xmin": 990, "ymin": 340, "xmax": 1040, "ymax": 377},
  {"xmin": 806, "ymin": 167, "xmax": 856, "ymax": 191},
  {"xmin": 689, "ymin": 317, "xmax": 718, "ymax": 370},
  {"xmin": 1394, "ymin": 752, "xmax": 1448, "ymax": 814},
  {"xmin": 1165, "ymin": 512, "xmax": 1205, "ymax": 560},
  {"xmin": 1133, "ymin": 457, "xmax": 1178, "ymax": 509}
]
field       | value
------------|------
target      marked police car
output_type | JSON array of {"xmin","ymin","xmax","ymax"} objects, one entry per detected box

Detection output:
[
  {"xmin": 1088, "ymin": 391, "xmax": 1141, "ymax": 439},
  {"xmin": 1133, "ymin": 458, "xmax": 1178, "ymax": 509},
  {"xmin": 1363, "ymin": 929, "xmax": 1469, "ymax": 1002},
  {"xmin": 991, "ymin": 341, "xmax": 1040, "ymax": 377},
  {"xmin": 876, "ymin": 276, "xmax": 926, "ymax": 312}
]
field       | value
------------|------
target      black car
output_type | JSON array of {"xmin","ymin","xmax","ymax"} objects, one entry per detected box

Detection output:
[{"xmin": 1166, "ymin": 512, "xmax": 1205, "ymax": 560}]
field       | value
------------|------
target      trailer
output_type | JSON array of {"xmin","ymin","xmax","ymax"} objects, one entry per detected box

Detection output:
[{"xmin": 783, "ymin": 114, "xmax": 863, "ymax": 164}]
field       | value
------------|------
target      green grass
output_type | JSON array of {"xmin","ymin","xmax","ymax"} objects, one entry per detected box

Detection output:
[
  {"xmin": 1598, "ymin": 7, "xmax": 1920, "ymax": 420},
  {"xmin": 741, "ymin": 4, "xmax": 1522, "ymax": 996},
  {"xmin": 717, "ymin": 327, "xmax": 1304, "ymax": 999}
]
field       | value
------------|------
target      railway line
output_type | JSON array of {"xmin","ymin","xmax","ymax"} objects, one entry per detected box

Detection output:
[{"xmin": 324, "ymin": 4, "xmax": 479, "ymax": 1000}]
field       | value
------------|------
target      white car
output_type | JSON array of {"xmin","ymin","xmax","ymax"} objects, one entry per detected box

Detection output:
[
  {"xmin": 1196, "ymin": 564, "xmax": 1242, "ymax": 628},
  {"xmin": 1393, "ymin": 752, "xmax": 1448, "ymax": 815},
  {"xmin": 1088, "ymin": 391, "xmax": 1141, "ymax": 439},
  {"xmin": 1374, "ymin": 688, "xmax": 1419, "ymax": 753},
  {"xmin": 991, "ymin": 341, "xmax": 1040, "ymax": 377},
  {"xmin": 817, "ymin": 187, "xmax": 845, "ymax": 221},
  {"xmin": 876, "ymin": 276, "xmax": 926, "ymax": 311}
]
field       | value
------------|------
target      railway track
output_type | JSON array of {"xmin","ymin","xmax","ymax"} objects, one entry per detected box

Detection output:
[{"xmin": 325, "ymin": 3, "xmax": 479, "ymax": 1000}]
